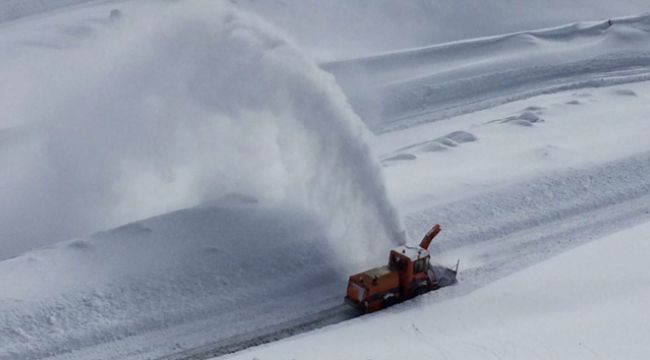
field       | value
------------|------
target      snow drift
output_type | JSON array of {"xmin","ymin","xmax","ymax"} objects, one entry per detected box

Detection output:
[
  {"xmin": 0, "ymin": 0, "xmax": 402, "ymax": 262},
  {"xmin": 0, "ymin": 202, "xmax": 346, "ymax": 360}
]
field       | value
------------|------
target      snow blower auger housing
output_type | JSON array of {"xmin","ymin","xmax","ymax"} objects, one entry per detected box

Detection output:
[{"xmin": 344, "ymin": 224, "xmax": 458, "ymax": 313}]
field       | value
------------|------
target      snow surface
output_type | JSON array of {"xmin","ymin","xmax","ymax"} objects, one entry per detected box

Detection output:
[
  {"xmin": 222, "ymin": 78, "xmax": 650, "ymax": 360},
  {"xmin": 378, "ymin": 81, "xmax": 650, "ymax": 212},
  {"xmin": 1, "ymin": 1, "xmax": 650, "ymax": 360},
  {"xmin": 232, "ymin": 0, "xmax": 650, "ymax": 60},
  {"xmin": 0, "ymin": 0, "xmax": 402, "ymax": 262},
  {"xmin": 0, "ymin": 201, "xmax": 346, "ymax": 360},
  {"xmin": 326, "ymin": 14, "xmax": 650, "ymax": 131},
  {"xmin": 227, "ymin": 221, "xmax": 650, "ymax": 360},
  {"xmin": 3, "ymin": 0, "xmax": 650, "ymax": 60}
]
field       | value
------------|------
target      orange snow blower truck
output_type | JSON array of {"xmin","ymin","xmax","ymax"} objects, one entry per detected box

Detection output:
[{"xmin": 345, "ymin": 224, "xmax": 458, "ymax": 313}]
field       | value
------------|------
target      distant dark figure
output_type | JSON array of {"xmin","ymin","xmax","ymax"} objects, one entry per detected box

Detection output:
[
  {"xmin": 110, "ymin": 9, "xmax": 123, "ymax": 21},
  {"xmin": 607, "ymin": 19, "xmax": 613, "ymax": 27}
]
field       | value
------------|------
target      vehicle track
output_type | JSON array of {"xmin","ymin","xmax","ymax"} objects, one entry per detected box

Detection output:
[{"xmin": 155, "ymin": 304, "xmax": 359, "ymax": 360}]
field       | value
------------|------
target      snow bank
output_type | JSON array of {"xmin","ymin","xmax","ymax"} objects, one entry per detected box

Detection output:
[
  {"xmin": 0, "ymin": 0, "xmax": 402, "ymax": 262},
  {"xmin": 325, "ymin": 15, "xmax": 650, "ymax": 131},
  {"xmin": 0, "ymin": 202, "xmax": 345, "ymax": 360}
]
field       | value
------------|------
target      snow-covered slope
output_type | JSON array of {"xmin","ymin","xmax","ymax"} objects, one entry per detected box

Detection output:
[
  {"xmin": 221, "ymin": 63, "xmax": 650, "ymax": 360},
  {"xmin": 325, "ymin": 15, "xmax": 650, "ymax": 131},
  {"xmin": 3, "ymin": 0, "xmax": 649, "ymax": 60},
  {"xmin": 235, "ymin": 0, "xmax": 650, "ymax": 60},
  {"xmin": 227, "ymin": 220, "xmax": 650, "ymax": 360},
  {"xmin": 0, "ymin": 201, "xmax": 347, "ymax": 360},
  {"xmin": 0, "ymin": 0, "xmax": 88, "ymax": 23},
  {"xmin": 4, "ymin": 67, "xmax": 650, "ymax": 360},
  {"xmin": 2, "ymin": 1, "xmax": 650, "ymax": 360},
  {"xmin": 0, "ymin": 3, "xmax": 402, "ymax": 357}
]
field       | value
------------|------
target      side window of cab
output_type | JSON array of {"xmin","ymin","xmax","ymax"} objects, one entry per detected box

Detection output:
[{"xmin": 390, "ymin": 254, "xmax": 406, "ymax": 271}]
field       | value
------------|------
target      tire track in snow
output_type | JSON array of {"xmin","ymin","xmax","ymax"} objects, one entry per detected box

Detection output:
[
  {"xmin": 155, "ymin": 304, "xmax": 358, "ymax": 360},
  {"xmin": 404, "ymin": 151, "xmax": 650, "ymax": 301}
]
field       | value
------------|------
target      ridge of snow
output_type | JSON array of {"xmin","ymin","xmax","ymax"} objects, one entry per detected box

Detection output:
[{"xmin": 324, "ymin": 14, "xmax": 650, "ymax": 131}]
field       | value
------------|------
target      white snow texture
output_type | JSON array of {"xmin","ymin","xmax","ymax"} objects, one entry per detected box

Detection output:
[{"xmin": 0, "ymin": 1, "xmax": 402, "ymax": 263}]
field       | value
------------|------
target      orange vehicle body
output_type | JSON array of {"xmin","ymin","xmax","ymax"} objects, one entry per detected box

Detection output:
[{"xmin": 345, "ymin": 224, "xmax": 456, "ymax": 313}]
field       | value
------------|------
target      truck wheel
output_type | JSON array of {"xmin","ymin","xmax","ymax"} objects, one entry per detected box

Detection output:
[
  {"xmin": 415, "ymin": 286, "xmax": 429, "ymax": 296},
  {"xmin": 382, "ymin": 294, "xmax": 398, "ymax": 307}
]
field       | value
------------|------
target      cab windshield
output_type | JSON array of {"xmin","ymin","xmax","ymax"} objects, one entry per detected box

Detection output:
[{"xmin": 413, "ymin": 258, "xmax": 428, "ymax": 273}]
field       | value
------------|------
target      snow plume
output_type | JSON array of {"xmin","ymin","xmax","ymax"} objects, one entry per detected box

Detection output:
[{"xmin": 0, "ymin": 1, "xmax": 403, "ymax": 266}]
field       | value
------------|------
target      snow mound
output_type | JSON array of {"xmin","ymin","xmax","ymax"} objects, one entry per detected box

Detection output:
[
  {"xmin": 381, "ymin": 153, "xmax": 418, "ymax": 164},
  {"xmin": 382, "ymin": 130, "xmax": 478, "ymax": 165},
  {"xmin": 0, "ymin": 202, "xmax": 344, "ymax": 360},
  {"xmin": 610, "ymin": 88, "xmax": 638, "ymax": 96},
  {"xmin": 489, "ymin": 110, "xmax": 546, "ymax": 127}
]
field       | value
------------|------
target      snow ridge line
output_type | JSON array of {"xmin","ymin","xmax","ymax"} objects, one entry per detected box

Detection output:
[
  {"xmin": 323, "ymin": 14, "xmax": 650, "ymax": 132},
  {"xmin": 322, "ymin": 14, "xmax": 650, "ymax": 68},
  {"xmin": 378, "ymin": 56, "xmax": 650, "ymax": 132}
]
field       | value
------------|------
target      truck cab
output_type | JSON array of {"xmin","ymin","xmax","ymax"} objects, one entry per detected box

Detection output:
[
  {"xmin": 344, "ymin": 224, "xmax": 452, "ymax": 313},
  {"xmin": 389, "ymin": 246, "xmax": 435, "ymax": 297}
]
